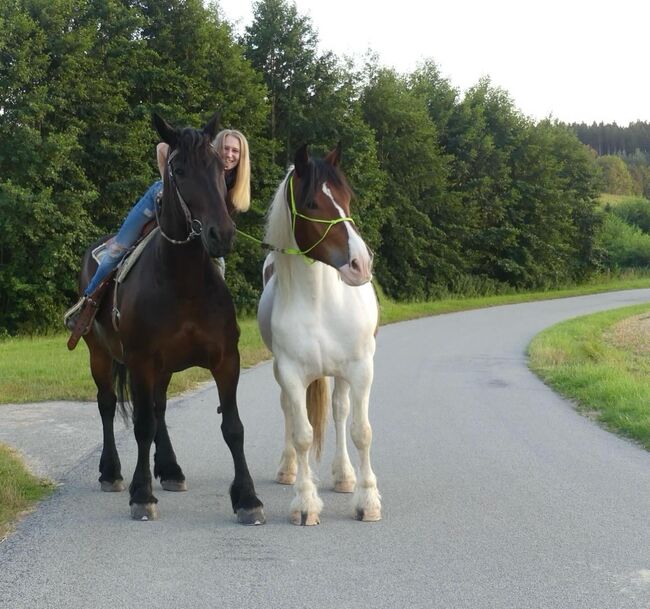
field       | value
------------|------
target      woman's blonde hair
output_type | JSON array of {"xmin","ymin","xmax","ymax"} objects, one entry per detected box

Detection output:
[{"xmin": 213, "ymin": 129, "xmax": 251, "ymax": 213}]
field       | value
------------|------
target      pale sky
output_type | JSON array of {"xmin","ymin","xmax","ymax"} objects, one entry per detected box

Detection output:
[{"xmin": 217, "ymin": 0, "xmax": 649, "ymax": 126}]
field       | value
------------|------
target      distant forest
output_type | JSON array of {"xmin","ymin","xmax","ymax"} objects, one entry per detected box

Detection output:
[
  {"xmin": 571, "ymin": 121, "xmax": 650, "ymax": 156},
  {"xmin": 570, "ymin": 122, "xmax": 650, "ymax": 199}
]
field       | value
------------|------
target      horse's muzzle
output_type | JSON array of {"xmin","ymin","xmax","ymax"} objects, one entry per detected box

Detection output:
[{"xmin": 204, "ymin": 224, "xmax": 235, "ymax": 258}]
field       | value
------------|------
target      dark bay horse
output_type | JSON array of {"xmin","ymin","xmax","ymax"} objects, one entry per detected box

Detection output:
[{"xmin": 79, "ymin": 113, "xmax": 264, "ymax": 524}]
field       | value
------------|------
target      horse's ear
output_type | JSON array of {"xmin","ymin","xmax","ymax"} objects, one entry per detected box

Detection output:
[
  {"xmin": 203, "ymin": 112, "xmax": 221, "ymax": 141},
  {"xmin": 294, "ymin": 144, "xmax": 310, "ymax": 178},
  {"xmin": 153, "ymin": 113, "xmax": 178, "ymax": 148},
  {"xmin": 325, "ymin": 141, "xmax": 342, "ymax": 167}
]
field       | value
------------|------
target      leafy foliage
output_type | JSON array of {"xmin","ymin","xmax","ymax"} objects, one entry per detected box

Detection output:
[{"xmin": 0, "ymin": 0, "xmax": 611, "ymax": 333}]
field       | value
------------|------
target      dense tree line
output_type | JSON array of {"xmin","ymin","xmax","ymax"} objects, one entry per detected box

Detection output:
[
  {"xmin": 0, "ymin": 0, "xmax": 605, "ymax": 334},
  {"xmin": 571, "ymin": 122, "xmax": 650, "ymax": 198},
  {"xmin": 572, "ymin": 121, "xmax": 650, "ymax": 156}
]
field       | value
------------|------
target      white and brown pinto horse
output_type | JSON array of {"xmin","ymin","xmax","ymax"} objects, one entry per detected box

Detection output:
[{"xmin": 257, "ymin": 144, "xmax": 381, "ymax": 525}]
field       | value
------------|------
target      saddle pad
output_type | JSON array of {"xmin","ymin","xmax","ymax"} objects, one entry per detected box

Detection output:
[{"xmin": 115, "ymin": 227, "xmax": 159, "ymax": 284}]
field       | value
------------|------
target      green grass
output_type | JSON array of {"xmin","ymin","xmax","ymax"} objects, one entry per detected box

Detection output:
[
  {"xmin": 529, "ymin": 303, "xmax": 650, "ymax": 449},
  {"xmin": 0, "ymin": 318, "xmax": 270, "ymax": 404},
  {"xmin": 0, "ymin": 444, "xmax": 54, "ymax": 540},
  {"xmin": 599, "ymin": 193, "xmax": 633, "ymax": 206}
]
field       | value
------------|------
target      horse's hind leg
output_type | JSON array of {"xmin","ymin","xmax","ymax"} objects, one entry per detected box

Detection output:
[
  {"xmin": 331, "ymin": 378, "xmax": 356, "ymax": 493},
  {"xmin": 212, "ymin": 351, "xmax": 265, "ymax": 525},
  {"xmin": 348, "ymin": 362, "xmax": 381, "ymax": 522},
  {"xmin": 87, "ymin": 341, "xmax": 125, "ymax": 492},
  {"xmin": 276, "ymin": 386, "xmax": 297, "ymax": 485},
  {"xmin": 153, "ymin": 373, "xmax": 187, "ymax": 491}
]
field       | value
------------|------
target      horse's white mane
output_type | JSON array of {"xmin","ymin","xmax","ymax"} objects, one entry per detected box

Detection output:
[{"xmin": 264, "ymin": 168, "xmax": 295, "ymax": 251}]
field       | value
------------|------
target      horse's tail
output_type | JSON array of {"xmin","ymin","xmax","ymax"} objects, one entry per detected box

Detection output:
[
  {"xmin": 307, "ymin": 377, "xmax": 330, "ymax": 462},
  {"xmin": 112, "ymin": 361, "xmax": 133, "ymax": 423}
]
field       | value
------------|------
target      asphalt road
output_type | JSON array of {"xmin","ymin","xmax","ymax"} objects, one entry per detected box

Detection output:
[{"xmin": 2, "ymin": 290, "xmax": 650, "ymax": 609}]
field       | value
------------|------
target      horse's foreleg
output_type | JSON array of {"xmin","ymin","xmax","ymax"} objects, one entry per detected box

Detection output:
[
  {"xmin": 276, "ymin": 383, "xmax": 297, "ymax": 485},
  {"xmin": 153, "ymin": 373, "xmax": 187, "ymax": 491},
  {"xmin": 277, "ymin": 367, "xmax": 323, "ymax": 526},
  {"xmin": 348, "ymin": 362, "xmax": 381, "ymax": 522},
  {"xmin": 212, "ymin": 352, "xmax": 265, "ymax": 526},
  {"xmin": 88, "ymin": 344, "xmax": 124, "ymax": 492},
  {"xmin": 128, "ymin": 367, "xmax": 159, "ymax": 521},
  {"xmin": 331, "ymin": 378, "xmax": 356, "ymax": 493}
]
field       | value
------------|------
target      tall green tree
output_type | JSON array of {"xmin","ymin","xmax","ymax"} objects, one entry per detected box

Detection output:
[
  {"xmin": 361, "ymin": 68, "xmax": 458, "ymax": 299},
  {"xmin": 0, "ymin": 0, "xmax": 96, "ymax": 332},
  {"xmin": 242, "ymin": 0, "xmax": 318, "ymax": 167}
]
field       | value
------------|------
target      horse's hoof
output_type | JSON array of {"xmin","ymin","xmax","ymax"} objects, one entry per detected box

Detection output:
[
  {"xmin": 130, "ymin": 503, "xmax": 160, "ymax": 521},
  {"xmin": 100, "ymin": 480, "xmax": 125, "ymax": 492},
  {"xmin": 237, "ymin": 506, "xmax": 266, "ymax": 526},
  {"xmin": 276, "ymin": 472, "xmax": 296, "ymax": 485},
  {"xmin": 291, "ymin": 511, "xmax": 320, "ymax": 526},
  {"xmin": 333, "ymin": 480, "xmax": 355, "ymax": 493},
  {"xmin": 355, "ymin": 507, "xmax": 381, "ymax": 522},
  {"xmin": 161, "ymin": 479, "xmax": 188, "ymax": 492}
]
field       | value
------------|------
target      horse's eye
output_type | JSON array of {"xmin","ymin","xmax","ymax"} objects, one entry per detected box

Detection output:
[
  {"xmin": 306, "ymin": 199, "xmax": 317, "ymax": 210},
  {"xmin": 174, "ymin": 166, "xmax": 185, "ymax": 177}
]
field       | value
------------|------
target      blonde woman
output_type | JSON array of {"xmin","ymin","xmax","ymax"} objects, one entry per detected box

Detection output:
[{"xmin": 64, "ymin": 128, "xmax": 251, "ymax": 328}]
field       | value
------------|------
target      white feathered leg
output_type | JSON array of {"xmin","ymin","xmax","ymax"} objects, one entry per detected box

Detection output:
[
  {"xmin": 331, "ymin": 378, "xmax": 356, "ymax": 493},
  {"xmin": 349, "ymin": 362, "xmax": 381, "ymax": 522},
  {"xmin": 277, "ymin": 367, "xmax": 323, "ymax": 525},
  {"xmin": 276, "ymin": 389, "xmax": 297, "ymax": 485}
]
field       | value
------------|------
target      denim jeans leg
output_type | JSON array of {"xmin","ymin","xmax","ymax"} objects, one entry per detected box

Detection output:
[{"xmin": 83, "ymin": 180, "xmax": 163, "ymax": 295}]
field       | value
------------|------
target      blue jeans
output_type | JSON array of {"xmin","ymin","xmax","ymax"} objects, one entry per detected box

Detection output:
[{"xmin": 84, "ymin": 181, "xmax": 162, "ymax": 295}]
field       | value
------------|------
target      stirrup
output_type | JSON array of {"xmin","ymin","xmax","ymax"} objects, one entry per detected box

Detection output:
[{"xmin": 63, "ymin": 297, "xmax": 86, "ymax": 332}]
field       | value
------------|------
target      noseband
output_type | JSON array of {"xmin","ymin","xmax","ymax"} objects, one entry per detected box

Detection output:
[{"xmin": 155, "ymin": 147, "xmax": 213, "ymax": 245}]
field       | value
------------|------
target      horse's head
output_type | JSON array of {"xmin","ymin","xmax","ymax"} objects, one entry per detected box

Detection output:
[
  {"xmin": 290, "ymin": 144, "xmax": 373, "ymax": 286},
  {"xmin": 153, "ymin": 112, "xmax": 234, "ymax": 258}
]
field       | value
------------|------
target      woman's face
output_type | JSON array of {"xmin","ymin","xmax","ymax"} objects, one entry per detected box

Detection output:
[{"xmin": 221, "ymin": 135, "xmax": 241, "ymax": 171}]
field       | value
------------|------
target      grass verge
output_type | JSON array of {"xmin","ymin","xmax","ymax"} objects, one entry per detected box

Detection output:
[
  {"xmin": 529, "ymin": 303, "xmax": 650, "ymax": 449},
  {"xmin": 0, "ymin": 444, "xmax": 54, "ymax": 541}
]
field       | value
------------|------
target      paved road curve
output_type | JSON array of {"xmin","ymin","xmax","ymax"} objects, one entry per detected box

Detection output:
[{"xmin": 2, "ymin": 290, "xmax": 650, "ymax": 609}]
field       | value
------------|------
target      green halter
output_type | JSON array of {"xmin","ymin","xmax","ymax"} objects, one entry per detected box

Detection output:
[{"xmin": 236, "ymin": 173, "xmax": 355, "ymax": 261}]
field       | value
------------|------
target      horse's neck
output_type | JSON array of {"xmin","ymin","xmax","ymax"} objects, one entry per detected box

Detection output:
[
  {"xmin": 274, "ymin": 254, "xmax": 339, "ymax": 305},
  {"xmin": 154, "ymin": 237, "xmax": 212, "ymax": 292}
]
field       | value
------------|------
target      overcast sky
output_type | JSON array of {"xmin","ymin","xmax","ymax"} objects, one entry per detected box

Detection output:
[{"xmin": 217, "ymin": 0, "xmax": 649, "ymax": 126}]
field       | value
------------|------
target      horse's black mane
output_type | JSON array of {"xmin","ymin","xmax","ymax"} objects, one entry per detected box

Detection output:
[{"xmin": 175, "ymin": 127, "xmax": 221, "ymax": 167}]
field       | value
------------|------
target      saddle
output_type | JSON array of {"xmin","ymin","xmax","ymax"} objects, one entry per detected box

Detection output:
[{"xmin": 66, "ymin": 221, "xmax": 158, "ymax": 350}]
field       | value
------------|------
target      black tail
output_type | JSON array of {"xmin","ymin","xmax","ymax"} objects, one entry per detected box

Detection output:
[{"xmin": 112, "ymin": 361, "xmax": 133, "ymax": 423}]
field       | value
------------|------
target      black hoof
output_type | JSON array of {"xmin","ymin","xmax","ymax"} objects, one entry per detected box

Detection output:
[{"xmin": 237, "ymin": 506, "xmax": 266, "ymax": 526}]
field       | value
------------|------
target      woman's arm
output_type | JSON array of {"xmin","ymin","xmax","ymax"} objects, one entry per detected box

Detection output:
[{"xmin": 156, "ymin": 142, "xmax": 170, "ymax": 178}]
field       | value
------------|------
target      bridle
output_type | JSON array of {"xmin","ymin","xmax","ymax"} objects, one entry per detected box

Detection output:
[
  {"xmin": 236, "ymin": 172, "xmax": 355, "ymax": 260},
  {"xmin": 155, "ymin": 147, "xmax": 217, "ymax": 245}
]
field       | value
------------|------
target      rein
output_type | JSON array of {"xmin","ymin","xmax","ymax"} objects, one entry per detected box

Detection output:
[
  {"xmin": 236, "ymin": 173, "xmax": 354, "ymax": 260},
  {"xmin": 155, "ymin": 148, "xmax": 204, "ymax": 245}
]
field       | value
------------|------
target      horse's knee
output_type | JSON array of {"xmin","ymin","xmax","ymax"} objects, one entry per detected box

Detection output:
[
  {"xmin": 292, "ymin": 426, "xmax": 313, "ymax": 453},
  {"xmin": 351, "ymin": 422, "xmax": 372, "ymax": 449}
]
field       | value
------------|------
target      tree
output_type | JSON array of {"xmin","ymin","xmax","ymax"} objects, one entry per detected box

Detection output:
[
  {"xmin": 361, "ymin": 68, "xmax": 458, "ymax": 299},
  {"xmin": 243, "ymin": 0, "xmax": 318, "ymax": 167},
  {"xmin": 0, "ymin": 0, "xmax": 96, "ymax": 332},
  {"xmin": 596, "ymin": 155, "xmax": 637, "ymax": 195}
]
